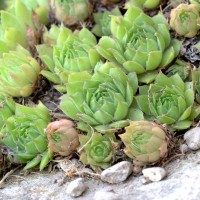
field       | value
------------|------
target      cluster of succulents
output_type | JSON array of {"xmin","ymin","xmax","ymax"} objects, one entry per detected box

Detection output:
[{"xmin": 0, "ymin": 0, "xmax": 200, "ymax": 174}]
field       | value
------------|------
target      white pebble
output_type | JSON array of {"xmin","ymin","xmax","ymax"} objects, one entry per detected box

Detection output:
[
  {"xmin": 101, "ymin": 161, "xmax": 133, "ymax": 184},
  {"xmin": 66, "ymin": 178, "xmax": 87, "ymax": 197},
  {"xmin": 184, "ymin": 127, "xmax": 200, "ymax": 150},
  {"xmin": 142, "ymin": 167, "xmax": 167, "ymax": 182}
]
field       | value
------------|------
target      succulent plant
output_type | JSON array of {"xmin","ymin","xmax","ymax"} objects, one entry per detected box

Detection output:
[
  {"xmin": 0, "ymin": 45, "xmax": 41, "ymax": 97},
  {"xmin": 189, "ymin": 0, "xmax": 200, "ymax": 5},
  {"xmin": 38, "ymin": 26, "xmax": 102, "ymax": 92},
  {"xmin": 192, "ymin": 70, "xmax": 200, "ymax": 104},
  {"xmin": 79, "ymin": 132, "xmax": 120, "ymax": 170},
  {"xmin": 21, "ymin": 0, "xmax": 50, "ymax": 25},
  {"xmin": 0, "ymin": 96, "xmax": 15, "ymax": 131},
  {"xmin": 1, "ymin": 102, "xmax": 52, "ymax": 170},
  {"xmin": 60, "ymin": 62, "xmax": 138, "ymax": 132},
  {"xmin": 125, "ymin": 0, "xmax": 161, "ymax": 10},
  {"xmin": 0, "ymin": 0, "xmax": 36, "ymax": 55},
  {"xmin": 92, "ymin": 7, "xmax": 122, "ymax": 37},
  {"xmin": 165, "ymin": 59, "xmax": 191, "ymax": 81},
  {"xmin": 46, "ymin": 119, "xmax": 80, "ymax": 156},
  {"xmin": 50, "ymin": 0, "xmax": 92, "ymax": 26},
  {"xmin": 120, "ymin": 121, "xmax": 168, "ymax": 166},
  {"xmin": 136, "ymin": 73, "xmax": 200, "ymax": 130},
  {"xmin": 170, "ymin": 4, "xmax": 200, "ymax": 38},
  {"xmin": 96, "ymin": 6, "xmax": 181, "ymax": 84}
]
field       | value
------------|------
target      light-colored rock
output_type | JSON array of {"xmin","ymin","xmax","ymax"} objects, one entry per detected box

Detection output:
[
  {"xmin": 66, "ymin": 178, "xmax": 87, "ymax": 197},
  {"xmin": 184, "ymin": 127, "xmax": 200, "ymax": 150},
  {"xmin": 142, "ymin": 167, "xmax": 167, "ymax": 182},
  {"xmin": 100, "ymin": 161, "xmax": 133, "ymax": 184},
  {"xmin": 93, "ymin": 190, "xmax": 121, "ymax": 200},
  {"xmin": 2, "ymin": 151, "xmax": 200, "ymax": 200}
]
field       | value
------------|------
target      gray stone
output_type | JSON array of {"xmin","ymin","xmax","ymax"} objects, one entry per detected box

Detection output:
[
  {"xmin": 66, "ymin": 178, "xmax": 87, "ymax": 197},
  {"xmin": 2, "ymin": 151, "xmax": 200, "ymax": 200},
  {"xmin": 100, "ymin": 161, "xmax": 133, "ymax": 184},
  {"xmin": 93, "ymin": 190, "xmax": 121, "ymax": 200},
  {"xmin": 184, "ymin": 127, "xmax": 200, "ymax": 150}
]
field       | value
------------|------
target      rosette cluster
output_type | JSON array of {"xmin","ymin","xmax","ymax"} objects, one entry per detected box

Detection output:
[
  {"xmin": 136, "ymin": 73, "xmax": 200, "ymax": 130},
  {"xmin": 38, "ymin": 26, "xmax": 102, "ymax": 92},
  {"xmin": 60, "ymin": 62, "xmax": 138, "ymax": 132},
  {"xmin": 96, "ymin": 6, "xmax": 181, "ymax": 83}
]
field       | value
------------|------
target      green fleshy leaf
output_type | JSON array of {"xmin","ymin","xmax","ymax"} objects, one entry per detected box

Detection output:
[
  {"xmin": 146, "ymin": 51, "xmax": 162, "ymax": 71},
  {"xmin": 24, "ymin": 156, "xmax": 42, "ymax": 170},
  {"xmin": 123, "ymin": 61, "xmax": 145, "ymax": 74},
  {"xmin": 126, "ymin": 108, "xmax": 144, "ymax": 121},
  {"xmin": 135, "ymin": 95, "xmax": 151, "ymax": 115},
  {"xmin": 179, "ymin": 106, "xmax": 192, "ymax": 121},
  {"xmin": 138, "ymin": 71, "xmax": 158, "ymax": 84},
  {"xmin": 40, "ymin": 150, "xmax": 53, "ymax": 171},
  {"xmin": 157, "ymin": 115, "xmax": 176, "ymax": 124},
  {"xmin": 172, "ymin": 120, "xmax": 192, "ymax": 130}
]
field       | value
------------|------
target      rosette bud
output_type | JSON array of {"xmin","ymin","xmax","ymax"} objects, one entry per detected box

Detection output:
[{"xmin": 46, "ymin": 119, "xmax": 79, "ymax": 156}]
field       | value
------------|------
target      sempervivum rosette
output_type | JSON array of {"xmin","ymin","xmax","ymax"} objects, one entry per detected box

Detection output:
[
  {"xmin": 96, "ymin": 6, "xmax": 181, "ymax": 84},
  {"xmin": 50, "ymin": 0, "xmax": 92, "ymax": 26},
  {"xmin": 0, "ymin": 102, "xmax": 52, "ymax": 170},
  {"xmin": 136, "ymin": 73, "xmax": 200, "ymax": 131},
  {"xmin": 38, "ymin": 26, "xmax": 102, "ymax": 92},
  {"xmin": 79, "ymin": 132, "xmax": 120, "ymax": 170},
  {"xmin": 170, "ymin": 4, "xmax": 200, "ymax": 38},
  {"xmin": 60, "ymin": 62, "xmax": 138, "ymax": 132},
  {"xmin": 120, "ymin": 121, "xmax": 168, "ymax": 166},
  {"xmin": 0, "ymin": 46, "xmax": 41, "ymax": 97},
  {"xmin": 0, "ymin": 0, "xmax": 36, "ymax": 56},
  {"xmin": 46, "ymin": 119, "xmax": 79, "ymax": 156}
]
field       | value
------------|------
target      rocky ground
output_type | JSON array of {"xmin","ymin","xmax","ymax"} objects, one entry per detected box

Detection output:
[{"xmin": 0, "ymin": 148, "xmax": 200, "ymax": 200}]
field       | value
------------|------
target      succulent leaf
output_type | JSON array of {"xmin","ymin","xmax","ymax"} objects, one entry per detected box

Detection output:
[
  {"xmin": 21, "ymin": 0, "xmax": 50, "ymax": 25},
  {"xmin": 192, "ymin": 70, "xmax": 200, "ymax": 104},
  {"xmin": 125, "ymin": 0, "xmax": 161, "ymax": 10}
]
